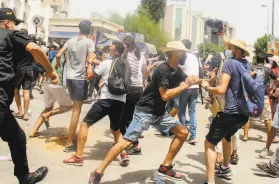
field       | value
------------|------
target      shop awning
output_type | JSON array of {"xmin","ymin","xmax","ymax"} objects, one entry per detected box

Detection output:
[{"xmin": 49, "ymin": 31, "xmax": 79, "ymax": 38}]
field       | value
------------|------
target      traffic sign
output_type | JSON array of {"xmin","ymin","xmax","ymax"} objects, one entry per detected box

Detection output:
[{"xmin": 32, "ymin": 15, "xmax": 43, "ymax": 27}]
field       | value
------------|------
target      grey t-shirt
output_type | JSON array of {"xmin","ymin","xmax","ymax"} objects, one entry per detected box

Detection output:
[
  {"xmin": 65, "ymin": 37, "xmax": 95, "ymax": 80},
  {"xmin": 222, "ymin": 59, "xmax": 248, "ymax": 114}
]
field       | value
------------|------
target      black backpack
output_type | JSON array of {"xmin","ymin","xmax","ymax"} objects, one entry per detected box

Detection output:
[{"xmin": 108, "ymin": 57, "xmax": 131, "ymax": 95}]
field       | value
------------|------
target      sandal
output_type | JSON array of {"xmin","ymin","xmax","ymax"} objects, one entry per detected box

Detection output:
[
  {"xmin": 242, "ymin": 137, "xmax": 248, "ymax": 142},
  {"xmin": 41, "ymin": 115, "xmax": 50, "ymax": 129},
  {"xmin": 13, "ymin": 112, "xmax": 23, "ymax": 119},
  {"xmin": 23, "ymin": 114, "xmax": 29, "ymax": 121},
  {"xmin": 119, "ymin": 152, "xmax": 130, "ymax": 167},
  {"xmin": 29, "ymin": 132, "xmax": 41, "ymax": 138}
]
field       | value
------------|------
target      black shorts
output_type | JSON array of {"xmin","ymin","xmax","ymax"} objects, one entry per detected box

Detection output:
[
  {"xmin": 206, "ymin": 112, "xmax": 249, "ymax": 146},
  {"xmin": 14, "ymin": 69, "xmax": 33, "ymax": 90},
  {"xmin": 83, "ymin": 99, "xmax": 124, "ymax": 131},
  {"xmin": 36, "ymin": 64, "xmax": 45, "ymax": 74},
  {"xmin": 66, "ymin": 79, "xmax": 88, "ymax": 101}
]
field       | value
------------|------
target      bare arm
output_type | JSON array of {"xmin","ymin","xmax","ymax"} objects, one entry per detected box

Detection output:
[
  {"xmin": 220, "ymin": 25, "xmax": 229, "ymax": 46},
  {"xmin": 87, "ymin": 51, "xmax": 101, "ymax": 65},
  {"xmin": 207, "ymin": 72, "xmax": 231, "ymax": 96},
  {"xmin": 56, "ymin": 45, "xmax": 67, "ymax": 68},
  {"xmin": 159, "ymin": 83, "xmax": 190, "ymax": 102},
  {"xmin": 26, "ymin": 42, "xmax": 58, "ymax": 84}
]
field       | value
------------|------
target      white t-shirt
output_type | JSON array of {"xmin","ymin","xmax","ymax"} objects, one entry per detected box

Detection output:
[
  {"xmin": 94, "ymin": 59, "xmax": 126, "ymax": 103},
  {"xmin": 180, "ymin": 53, "xmax": 199, "ymax": 89}
]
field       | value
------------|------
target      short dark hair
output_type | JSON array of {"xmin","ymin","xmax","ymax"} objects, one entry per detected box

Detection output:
[
  {"xmin": 257, "ymin": 53, "xmax": 266, "ymax": 64},
  {"xmin": 114, "ymin": 42, "xmax": 125, "ymax": 56},
  {"xmin": 41, "ymin": 41, "xmax": 46, "ymax": 46},
  {"xmin": 79, "ymin": 20, "xmax": 92, "ymax": 35}
]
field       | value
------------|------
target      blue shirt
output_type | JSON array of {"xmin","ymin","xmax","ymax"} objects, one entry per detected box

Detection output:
[
  {"xmin": 48, "ymin": 50, "xmax": 57, "ymax": 63},
  {"xmin": 222, "ymin": 59, "xmax": 248, "ymax": 114}
]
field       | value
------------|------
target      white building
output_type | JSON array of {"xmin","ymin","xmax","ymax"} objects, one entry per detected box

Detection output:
[
  {"xmin": 163, "ymin": 4, "xmax": 205, "ymax": 49},
  {"xmin": 0, "ymin": 0, "xmax": 68, "ymax": 41}
]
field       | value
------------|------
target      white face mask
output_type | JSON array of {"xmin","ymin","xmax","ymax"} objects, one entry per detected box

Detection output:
[{"xmin": 225, "ymin": 49, "xmax": 233, "ymax": 59}]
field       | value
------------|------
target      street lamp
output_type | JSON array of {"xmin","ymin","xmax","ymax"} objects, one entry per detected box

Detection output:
[{"xmin": 261, "ymin": 4, "xmax": 269, "ymax": 35}]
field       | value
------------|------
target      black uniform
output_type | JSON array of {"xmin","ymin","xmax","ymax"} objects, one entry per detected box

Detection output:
[{"xmin": 0, "ymin": 27, "xmax": 32, "ymax": 181}]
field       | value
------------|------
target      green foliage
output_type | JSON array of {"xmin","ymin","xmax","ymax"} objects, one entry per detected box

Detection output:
[
  {"xmin": 138, "ymin": 0, "xmax": 167, "ymax": 24},
  {"xmin": 108, "ymin": 13, "xmax": 170, "ymax": 48},
  {"xmin": 124, "ymin": 14, "xmax": 169, "ymax": 48},
  {"xmin": 254, "ymin": 34, "xmax": 270, "ymax": 56},
  {"xmin": 198, "ymin": 42, "xmax": 224, "ymax": 57}
]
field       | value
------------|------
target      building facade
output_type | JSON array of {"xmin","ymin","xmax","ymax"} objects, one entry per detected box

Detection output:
[
  {"xmin": 42, "ymin": 0, "xmax": 68, "ymax": 18},
  {"xmin": 0, "ymin": 0, "xmax": 56, "ymax": 41},
  {"xmin": 163, "ymin": 4, "xmax": 205, "ymax": 50},
  {"xmin": 48, "ymin": 18, "xmax": 124, "ymax": 41}
]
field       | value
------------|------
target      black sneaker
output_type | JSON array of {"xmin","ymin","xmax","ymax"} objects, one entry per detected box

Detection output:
[
  {"xmin": 88, "ymin": 171, "xmax": 103, "ymax": 184},
  {"xmin": 215, "ymin": 166, "xmax": 233, "ymax": 177},
  {"xmin": 127, "ymin": 145, "xmax": 141, "ymax": 155},
  {"xmin": 22, "ymin": 167, "xmax": 48, "ymax": 184},
  {"xmin": 204, "ymin": 181, "xmax": 209, "ymax": 184},
  {"xmin": 63, "ymin": 144, "xmax": 77, "ymax": 152},
  {"xmin": 257, "ymin": 162, "xmax": 279, "ymax": 178},
  {"xmin": 157, "ymin": 164, "xmax": 183, "ymax": 181},
  {"xmin": 230, "ymin": 154, "xmax": 239, "ymax": 165}
]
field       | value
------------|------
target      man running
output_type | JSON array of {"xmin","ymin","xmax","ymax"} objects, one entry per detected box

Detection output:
[
  {"xmin": 63, "ymin": 42, "xmax": 130, "ymax": 167},
  {"xmin": 87, "ymin": 41, "xmax": 201, "ymax": 183},
  {"xmin": 0, "ymin": 8, "xmax": 58, "ymax": 183},
  {"xmin": 29, "ymin": 42, "xmax": 73, "ymax": 137},
  {"xmin": 56, "ymin": 20, "xmax": 100, "ymax": 152}
]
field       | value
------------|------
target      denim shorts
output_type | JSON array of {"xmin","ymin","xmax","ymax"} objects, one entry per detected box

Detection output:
[
  {"xmin": 124, "ymin": 108, "xmax": 180, "ymax": 142},
  {"xmin": 272, "ymin": 105, "xmax": 279, "ymax": 128}
]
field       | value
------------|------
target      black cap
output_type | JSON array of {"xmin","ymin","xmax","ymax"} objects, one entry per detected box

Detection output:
[{"xmin": 0, "ymin": 8, "xmax": 24, "ymax": 25}]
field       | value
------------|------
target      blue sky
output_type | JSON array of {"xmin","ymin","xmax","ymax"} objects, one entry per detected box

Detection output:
[{"xmin": 69, "ymin": 0, "xmax": 279, "ymax": 44}]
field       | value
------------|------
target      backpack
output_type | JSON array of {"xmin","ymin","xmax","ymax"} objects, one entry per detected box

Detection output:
[
  {"xmin": 232, "ymin": 60, "xmax": 265, "ymax": 118},
  {"xmin": 107, "ymin": 57, "xmax": 131, "ymax": 95}
]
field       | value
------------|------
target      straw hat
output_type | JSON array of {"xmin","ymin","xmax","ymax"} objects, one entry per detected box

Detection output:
[
  {"xmin": 270, "ymin": 55, "xmax": 279, "ymax": 66},
  {"xmin": 229, "ymin": 39, "xmax": 250, "ymax": 56},
  {"xmin": 160, "ymin": 41, "xmax": 189, "ymax": 53}
]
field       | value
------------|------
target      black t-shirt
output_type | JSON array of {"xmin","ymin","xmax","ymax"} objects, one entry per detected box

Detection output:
[
  {"xmin": 137, "ymin": 62, "xmax": 187, "ymax": 116},
  {"xmin": 0, "ymin": 28, "xmax": 32, "ymax": 108}
]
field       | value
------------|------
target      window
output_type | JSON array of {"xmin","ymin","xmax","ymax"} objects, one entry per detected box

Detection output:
[
  {"xmin": 25, "ymin": 0, "xmax": 28, "ymax": 3},
  {"xmin": 175, "ymin": 8, "xmax": 182, "ymax": 40}
]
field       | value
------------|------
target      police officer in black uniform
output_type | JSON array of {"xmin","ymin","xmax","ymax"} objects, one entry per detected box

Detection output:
[{"xmin": 0, "ymin": 8, "xmax": 58, "ymax": 184}]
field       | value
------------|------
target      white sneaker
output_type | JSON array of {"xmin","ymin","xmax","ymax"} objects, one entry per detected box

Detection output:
[{"xmin": 259, "ymin": 148, "xmax": 270, "ymax": 158}]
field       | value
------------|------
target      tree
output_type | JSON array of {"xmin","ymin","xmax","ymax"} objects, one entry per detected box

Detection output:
[
  {"xmin": 198, "ymin": 42, "xmax": 224, "ymax": 58},
  {"xmin": 254, "ymin": 34, "xmax": 270, "ymax": 56},
  {"xmin": 124, "ymin": 14, "xmax": 169, "ymax": 48},
  {"xmin": 138, "ymin": 0, "xmax": 167, "ymax": 24}
]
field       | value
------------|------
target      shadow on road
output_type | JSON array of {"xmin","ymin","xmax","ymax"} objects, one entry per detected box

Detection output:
[{"xmin": 83, "ymin": 141, "xmax": 116, "ymax": 161}]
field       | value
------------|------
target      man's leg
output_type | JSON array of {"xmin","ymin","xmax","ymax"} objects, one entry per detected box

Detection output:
[
  {"xmin": 23, "ymin": 89, "xmax": 30, "ymax": 120},
  {"xmin": 75, "ymin": 122, "xmax": 90, "ymax": 158},
  {"xmin": 242, "ymin": 119, "xmax": 250, "ymax": 141},
  {"xmin": 0, "ymin": 111, "xmax": 29, "ymax": 182},
  {"xmin": 188, "ymin": 89, "xmax": 198, "ymax": 142},
  {"xmin": 30, "ymin": 107, "xmax": 53, "ymax": 137},
  {"xmin": 66, "ymin": 100, "xmax": 83, "ymax": 147},
  {"xmin": 205, "ymin": 139, "xmax": 217, "ymax": 184},
  {"xmin": 162, "ymin": 124, "xmax": 188, "ymax": 166},
  {"xmin": 178, "ymin": 90, "xmax": 188, "ymax": 127},
  {"xmin": 14, "ymin": 88, "xmax": 23, "ymax": 117},
  {"xmin": 222, "ymin": 138, "xmax": 232, "ymax": 167}
]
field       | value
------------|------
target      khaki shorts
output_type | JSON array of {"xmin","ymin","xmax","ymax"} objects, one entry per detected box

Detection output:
[
  {"xmin": 251, "ymin": 96, "xmax": 272, "ymax": 122},
  {"xmin": 44, "ymin": 84, "xmax": 72, "ymax": 108}
]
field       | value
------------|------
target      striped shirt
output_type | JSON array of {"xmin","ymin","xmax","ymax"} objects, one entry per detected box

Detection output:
[{"xmin": 126, "ymin": 52, "xmax": 146, "ymax": 87}]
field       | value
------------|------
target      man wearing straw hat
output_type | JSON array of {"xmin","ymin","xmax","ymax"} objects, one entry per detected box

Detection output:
[
  {"xmin": 201, "ymin": 37, "xmax": 251, "ymax": 184},
  {"xmin": 86, "ymin": 41, "xmax": 201, "ymax": 183}
]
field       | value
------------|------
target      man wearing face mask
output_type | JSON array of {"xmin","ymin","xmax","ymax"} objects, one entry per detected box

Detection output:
[{"xmin": 201, "ymin": 31, "xmax": 251, "ymax": 183}]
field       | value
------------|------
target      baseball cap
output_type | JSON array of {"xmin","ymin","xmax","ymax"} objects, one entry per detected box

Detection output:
[{"xmin": 0, "ymin": 8, "xmax": 24, "ymax": 25}]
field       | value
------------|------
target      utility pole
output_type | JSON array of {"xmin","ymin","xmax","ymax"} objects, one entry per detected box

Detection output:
[{"xmin": 272, "ymin": 0, "xmax": 275, "ymax": 37}]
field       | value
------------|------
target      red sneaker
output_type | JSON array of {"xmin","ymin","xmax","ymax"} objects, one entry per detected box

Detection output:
[
  {"xmin": 119, "ymin": 152, "xmax": 130, "ymax": 167},
  {"xmin": 63, "ymin": 155, "xmax": 83, "ymax": 166},
  {"xmin": 157, "ymin": 164, "xmax": 183, "ymax": 181}
]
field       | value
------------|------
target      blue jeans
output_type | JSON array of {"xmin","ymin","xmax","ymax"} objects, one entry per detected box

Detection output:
[
  {"xmin": 178, "ymin": 88, "xmax": 199, "ymax": 139},
  {"xmin": 124, "ymin": 108, "xmax": 180, "ymax": 142}
]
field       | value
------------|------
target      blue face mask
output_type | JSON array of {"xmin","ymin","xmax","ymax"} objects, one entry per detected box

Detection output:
[
  {"xmin": 225, "ymin": 49, "xmax": 233, "ymax": 59},
  {"xmin": 107, "ymin": 53, "xmax": 112, "ymax": 60}
]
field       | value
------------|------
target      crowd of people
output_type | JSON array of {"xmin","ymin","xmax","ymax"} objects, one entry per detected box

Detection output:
[{"xmin": 1, "ymin": 7, "xmax": 279, "ymax": 184}]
